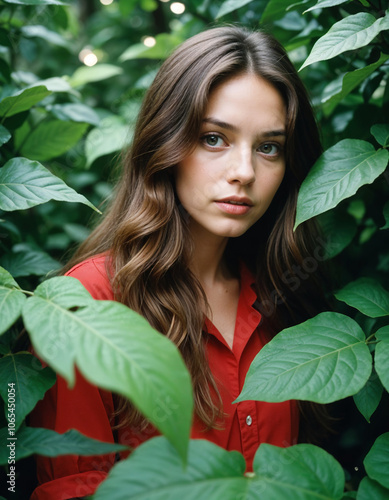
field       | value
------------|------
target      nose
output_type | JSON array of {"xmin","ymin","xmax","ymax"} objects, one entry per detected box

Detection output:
[{"xmin": 226, "ymin": 145, "xmax": 256, "ymax": 185}]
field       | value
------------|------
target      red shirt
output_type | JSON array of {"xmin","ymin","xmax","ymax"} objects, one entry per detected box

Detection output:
[{"xmin": 30, "ymin": 255, "xmax": 299, "ymax": 500}]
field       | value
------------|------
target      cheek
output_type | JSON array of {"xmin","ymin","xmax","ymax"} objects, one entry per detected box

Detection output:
[
  {"xmin": 259, "ymin": 168, "xmax": 285, "ymax": 202},
  {"xmin": 175, "ymin": 161, "xmax": 223, "ymax": 205}
]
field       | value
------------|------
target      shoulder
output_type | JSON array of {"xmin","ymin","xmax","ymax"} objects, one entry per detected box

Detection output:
[{"xmin": 65, "ymin": 254, "xmax": 115, "ymax": 301}]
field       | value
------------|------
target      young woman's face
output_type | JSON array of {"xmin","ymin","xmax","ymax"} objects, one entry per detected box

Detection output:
[{"xmin": 175, "ymin": 73, "xmax": 286, "ymax": 243}]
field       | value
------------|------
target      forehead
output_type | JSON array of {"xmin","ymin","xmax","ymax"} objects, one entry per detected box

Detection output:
[{"xmin": 204, "ymin": 74, "xmax": 286, "ymax": 130}]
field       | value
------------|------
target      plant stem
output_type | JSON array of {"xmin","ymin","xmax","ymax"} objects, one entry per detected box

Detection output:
[{"xmin": 366, "ymin": 332, "xmax": 377, "ymax": 343}]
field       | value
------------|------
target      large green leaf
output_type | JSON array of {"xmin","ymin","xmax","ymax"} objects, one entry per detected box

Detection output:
[
  {"xmin": 335, "ymin": 278, "xmax": 389, "ymax": 317},
  {"xmin": 322, "ymin": 54, "xmax": 389, "ymax": 116},
  {"xmin": 23, "ymin": 277, "xmax": 193, "ymax": 461},
  {"xmin": 85, "ymin": 116, "xmax": 132, "ymax": 167},
  {"xmin": 21, "ymin": 25, "xmax": 70, "ymax": 48},
  {"xmin": 50, "ymin": 103, "xmax": 100, "ymax": 126},
  {"xmin": 357, "ymin": 477, "xmax": 389, "ymax": 500},
  {"xmin": 94, "ymin": 438, "xmax": 247, "ymax": 500},
  {"xmin": 69, "ymin": 64, "xmax": 123, "ymax": 87},
  {"xmin": 0, "ymin": 157, "xmax": 99, "ymax": 212},
  {"xmin": 363, "ymin": 433, "xmax": 389, "ymax": 489},
  {"xmin": 294, "ymin": 140, "xmax": 389, "ymax": 228},
  {"xmin": 31, "ymin": 77, "xmax": 74, "ymax": 93},
  {"xmin": 215, "ymin": 0, "xmax": 254, "ymax": 19},
  {"xmin": 0, "ymin": 86, "xmax": 52, "ymax": 118},
  {"xmin": 318, "ymin": 209, "xmax": 357, "ymax": 259},
  {"xmin": 304, "ymin": 0, "xmax": 350, "ymax": 13},
  {"xmin": 0, "ymin": 426, "xmax": 129, "ymax": 465},
  {"xmin": 375, "ymin": 326, "xmax": 389, "ymax": 392},
  {"xmin": 236, "ymin": 312, "xmax": 372, "ymax": 404},
  {"xmin": 93, "ymin": 437, "xmax": 344, "ymax": 500},
  {"xmin": 0, "ymin": 247, "xmax": 60, "ymax": 277},
  {"xmin": 0, "ymin": 267, "xmax": 25, "ymax": 335},
  {"xmin": 300, "ymin": 12, "xmax": 389, "ymax": 70},
  {"xmin": 261, "ymin": 0, "xmax": 299, "ymax": 24},
  {"xmin": 252, "ymin": 443, "xmax": 344, "ymax": 500},
  {"xmin": 353, "ymin": 371, "xmax": 383, "ymax": 422},
  {"xmin": 371, "ymin": 124, "xmax": 389, "ymax": 148},
  {"xmin": 0, "ymin": 125, "xmax": 11, "ymax": 146},
  {"xmin": 0, "ymin": 353, "xmax": 56, "ymax": 431},
  {"xmin": 19, "ymin": 120, "xmax": 88, "ymax": 161}
]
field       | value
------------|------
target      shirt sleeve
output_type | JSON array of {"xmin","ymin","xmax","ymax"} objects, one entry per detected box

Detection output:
[{"xmin": 30, "ymin": 256, "xmax": 117, "ymax": 500}]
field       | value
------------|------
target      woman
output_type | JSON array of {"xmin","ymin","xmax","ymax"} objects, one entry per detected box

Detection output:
[{"xmin": 30, "ymin": 25, "xmax": 327, "ymax": 499}]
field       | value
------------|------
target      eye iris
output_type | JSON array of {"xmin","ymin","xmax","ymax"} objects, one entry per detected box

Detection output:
[
  {"xmin": 207, "ymin": 135, "xmax": 219, "ymax": 146},
  {"xmin": 263, "ymin": 144, "xmax": 273, "ymax": 153}
]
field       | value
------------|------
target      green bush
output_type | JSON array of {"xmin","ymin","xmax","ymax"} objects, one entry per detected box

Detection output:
[{"xmin": 0, "ymin": 0, "xmax": 388, "ymax": 498}]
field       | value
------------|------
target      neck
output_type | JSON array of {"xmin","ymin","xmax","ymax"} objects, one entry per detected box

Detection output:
[{"xmin": 188, "ymin": 224, "xmax": 230, "ymax": 287}]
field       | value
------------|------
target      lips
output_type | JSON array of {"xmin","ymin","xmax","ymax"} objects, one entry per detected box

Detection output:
[
  {"xmin": 216, "ymin": 196, "xmax": 253, "ymax": 207},
  {"xmin": 214, "ymin": 196, "xmax": 253, "ymax": 215}
]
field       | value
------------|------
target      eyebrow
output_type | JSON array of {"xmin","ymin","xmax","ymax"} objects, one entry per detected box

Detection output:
[{"xmin": 203, "ymin": 117, "xmax": 286, "ymax": 138}]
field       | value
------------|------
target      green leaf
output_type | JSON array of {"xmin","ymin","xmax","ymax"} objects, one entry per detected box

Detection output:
[
  {"xmin": 23, "ymin": 277, "xmax": 94, "ymax": 384},
  {"xmin": 94, "ymin": 437, "xmax": 247, "ymax": 500},
  {"xmin": 69, "ymin": 64, "xmax": 123, "ymax": 87},
  {"xmin": 19, "ymin": 120, "xmax": 88, "ymax": 161},
  {"xmin": 300, "ymin": 13, "xmax": 389, "ymax": 70},
  {"xmin": 261, "ymin": 0, "xmax": 300, "ymax": 24},
  {"xmin": 23, "ymin": 277, "xmax": 193, "ymax": 461},
  {"xmin": 215, "ymin": 0, "xmax": 254, "ymax": 19},
  {"xmin": 371, "ymin": 124, "xmax": 389, "ymax": 147},
  {"xmin": 85, "ymin": 116, "xmax": 131, "ymax": 167},
  {"xmin": 0, "ymin": 157, "xmax": 99, "ymax": 212},
  {"xmin": 375, "ymin": 326, "xmax": 389, "ymax": 392},
  {"xmin": 304, "ymin": 0, "xmax": 349, "ymax": 13},
  {"xmin": 0, "ymin": 353, "xmax": 56, "ymax": 431},
  {"xmin": 236, "ymin": 312, "xmax": 372, "ymax": 404},
  {"xmin": 0, "ymin": 125, "xmax": 11, "ymax": 146},
  {"xmin": 0, "ymin": 426, "xmax": 129, "ymax": 465},
  {"xmin": 0, "ymin": 86, "xmax": 52, "ymax": 118},
  {"xmin": 335, "ymin": 278, "xmax": 389, "ymax": 317},
  {"xmin": 64, "ymin": 223, "xmax": 91, "ymax": 243},
  {"xmin": 322, "ymin": 54, "xmax": 389, "ymax": 116},
  {"xmin": 94, "ymin": 438, "xmax": 345, "ymax": 500},
  {"xmin": 364, "ymin": 433, "xmax": 389, "ymax": 489},
  {"xmin": 252, "ymin": 443, "xmax": 345, "ymax": 500},
  {"xmin": 31, "ymin": 77, "xmax": 74, "ymax": 93},
  {"xmin": 318, "ymin": 209, "xmax": 357, "ymax": 259},
  {"xmin": 0, "ymin": 266, "xmax": 21, "ymax": 289},
  {"xmin": 50, "ymin": 103, "xmax": 100, "ymax": 126},
  {"xmin": 0, "ymin": 247, "xmax": 60, "ymax": 277},
  {"xmin": 0, "ymin": 267, "xmax": 26, "ymax": 335},
  {"xmin": 353, "ymin": 371, "xmax": 383, "ymax": 422},
  {"xmin": 357, "ymin": 477, "xmax": 389, "ymax": 500},
  {"xmin": 21, "ymin": 25, "xmax": 70, "ymax": 48},
  {"xmin": 119, "ymin": 33, "xmax": 182, "ymax": 62},
  {"xmin": 294, "ymin": 140, "xmax": 389, "ymax": 228}
]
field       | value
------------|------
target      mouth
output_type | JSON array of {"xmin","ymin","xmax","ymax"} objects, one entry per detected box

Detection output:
[
  {"xmin": 216, "ymin": 197, "xmax": 253, "ymax": 207},
  {"xmin": 214, "ymin": 197, "xmax": 253, "ymax": 215}
]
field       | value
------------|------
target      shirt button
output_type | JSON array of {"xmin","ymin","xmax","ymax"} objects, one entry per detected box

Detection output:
[{"xmin": 246, "ymin": 415, "xmax": 252, "ymax": 426}]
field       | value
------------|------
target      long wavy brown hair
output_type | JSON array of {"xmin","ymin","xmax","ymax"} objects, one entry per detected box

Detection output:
[{"xmin": 65, "ymin": 26, "xmax": 328, "ymax": 432}]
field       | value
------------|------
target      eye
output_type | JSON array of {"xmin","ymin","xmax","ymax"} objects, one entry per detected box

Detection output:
[
  {"xmin": 258, "ymin": 143, "xmax": 281, "ymax": 156},
  {"xmin": 201, "ymin": 134, "xmax": 226, "ymax": 148}
]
